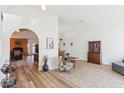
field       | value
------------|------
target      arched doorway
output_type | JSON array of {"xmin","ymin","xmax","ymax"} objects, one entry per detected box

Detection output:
[{"xmin": 10, "ymin": 28, "xmax": 39, "ymax": 69}]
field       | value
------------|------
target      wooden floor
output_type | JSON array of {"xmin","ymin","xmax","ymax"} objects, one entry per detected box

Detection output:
[{"xmin": 15, "ymin": 56, "xmax": 79, "ymax": 88}]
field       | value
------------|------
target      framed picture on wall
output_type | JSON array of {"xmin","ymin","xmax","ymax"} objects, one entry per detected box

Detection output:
[{"xmin": 46, "ymin": 38, "xmax": 54, "ymax": 49}]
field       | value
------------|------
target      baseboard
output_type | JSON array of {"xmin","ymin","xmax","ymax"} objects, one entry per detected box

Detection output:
[{"xmin": 77, "ymin": 59, "xmax": 87, "ymax": 62}]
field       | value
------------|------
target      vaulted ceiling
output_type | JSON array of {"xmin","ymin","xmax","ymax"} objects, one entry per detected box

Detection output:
[
  {"xmin": 2, "ymin": 5, "xmax": 124, "ymax": 30},
  {"xmin": 46, "ymin": 5, "xmax": 124, "ymax": 24}
]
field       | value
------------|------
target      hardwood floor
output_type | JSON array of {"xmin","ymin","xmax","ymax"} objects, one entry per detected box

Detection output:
[{"xmin": 15, "ymin": 56, "xmax": 78, "ymax": 88}]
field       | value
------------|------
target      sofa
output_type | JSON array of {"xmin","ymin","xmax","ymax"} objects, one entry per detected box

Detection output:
[{"xmin": 112, "ymin": 62, "xmax": 124, "ymax": 76}]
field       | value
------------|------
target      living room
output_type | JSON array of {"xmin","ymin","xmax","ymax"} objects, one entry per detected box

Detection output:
[
  {"xmin": 57, "ymin": 5, "xmax": 124, "ymax": 87},
  {"xmin": 0, "ymin": 4, "xmax": 124, "ymax": 89}
]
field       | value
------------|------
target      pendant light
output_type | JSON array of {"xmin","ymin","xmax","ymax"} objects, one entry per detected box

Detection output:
[{"xmin": 41, "ymin": 5, "xmax": 47, "ymax": 11}]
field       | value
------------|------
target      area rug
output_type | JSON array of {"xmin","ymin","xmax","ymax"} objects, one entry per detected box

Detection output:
[{"xmin": 54, "ymin": 61, "xmax": 124, "ymax": 88}]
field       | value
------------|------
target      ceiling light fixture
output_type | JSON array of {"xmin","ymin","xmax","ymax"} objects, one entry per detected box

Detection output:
[{"xmin": 41, "ymin": 5, "xmax": 47, "ymax": 11}]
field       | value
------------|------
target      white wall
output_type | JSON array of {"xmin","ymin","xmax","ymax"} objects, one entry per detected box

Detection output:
[
  {"xmin": 0, "ymin": 6, "xmax": 58, "ymax": 71},
  {"xmin": 0, "ymin": 7, "xmax": 59, "ymax": 86},
  {"xmin": 0, "ymin": 10, "xmax": 2, "ymax": 67},
  {"xmin": 28, "ymin": 39, "xmax": 38, "ymax": 55},
  {"xmin": 60, "ymin": 24, "xmax": 124, "ymax": 65},
  {"xmin": 0, "ymin": 9, "xmax": 4, "ymax": 88},
  {"xmin": 3, "ymin": 8, "xmax": 58, "ymax": 70}
]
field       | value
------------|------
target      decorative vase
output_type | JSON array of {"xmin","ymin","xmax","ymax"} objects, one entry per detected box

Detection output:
[
  {"xmin": 1, "ymin": 64, "xmax": 10, "ymax": 74},
  {"xmin": 42, "ymin": 63, "xmax": 49, "ymax": 72},
  {"xmin": 42, "ymin": 56, "xmax": 49, "ymax": 72}
]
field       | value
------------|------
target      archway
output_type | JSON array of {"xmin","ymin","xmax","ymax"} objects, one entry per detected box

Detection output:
[{"xmin": 10, "ymin": 28, "xmax": 39, "ymax": 69}]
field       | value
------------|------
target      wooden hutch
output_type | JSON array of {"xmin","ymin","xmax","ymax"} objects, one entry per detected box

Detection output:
[{"xmin": 87, "ymin": 41, "xmax": 101, "ymax": 64}]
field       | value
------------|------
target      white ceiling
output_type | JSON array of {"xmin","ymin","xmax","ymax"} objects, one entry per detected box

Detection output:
[
  {"xmin": 45, "ymin": 5, "xmax": 124, "ymax": 32},
  {"xmin": 46, "ymin": 5, "xmax": 124, "ymax": 25},
  {"xmin": 11, "ymin": 29, "xmax": 38, "ymax": 40},
  {"xmin": 2, "ymin": 5, "xmax": 124, "ymax": 29}
]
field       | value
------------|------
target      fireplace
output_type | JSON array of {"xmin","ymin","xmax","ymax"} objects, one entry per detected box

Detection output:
[{"xmin": 10, "ymin": 47, "xmax": 23, "ymax": 61}]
